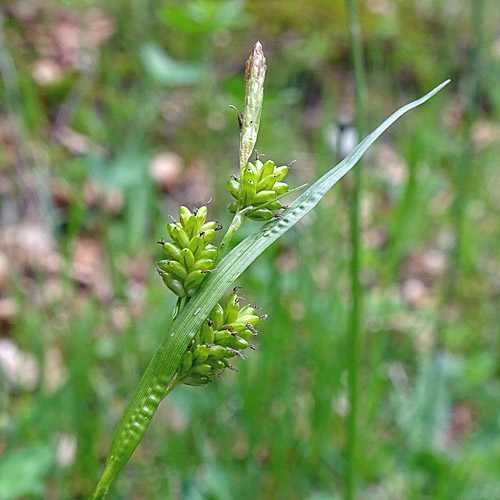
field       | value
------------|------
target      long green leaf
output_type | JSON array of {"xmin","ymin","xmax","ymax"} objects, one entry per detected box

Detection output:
[{"xmin": 94, "ymin": 80, "xmax": 450, "ymax": 496}]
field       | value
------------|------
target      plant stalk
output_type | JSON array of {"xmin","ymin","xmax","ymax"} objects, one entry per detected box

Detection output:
[
  {"xmin": 217, "ymin": 212, "xmax": 244, "ymax": 263},
  {"xmin": 344, "ymin": 0, "xmax": 367, "ymax": 499}
]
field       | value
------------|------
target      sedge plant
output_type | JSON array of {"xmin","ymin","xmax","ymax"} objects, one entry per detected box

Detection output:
[{"xmin": 91, "ymin": 42, "xmax": 449, "ymax": 499}]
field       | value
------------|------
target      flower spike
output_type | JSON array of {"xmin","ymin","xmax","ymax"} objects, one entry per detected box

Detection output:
[
  {"xmin": 227, "ymin": 159, "xmax": 292, "ymax": 220},
  {"xmin": 157, "ymin": 205, "xmax": 219, "ymax": 297},
  {"xmin": 176, "ymin": 293, "xmax": 265, "ymax": 386}
]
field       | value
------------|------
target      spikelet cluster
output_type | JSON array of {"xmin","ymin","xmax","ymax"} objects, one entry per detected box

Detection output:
[
  {"xmin": 177, "ymin": 291, "xmax": 265, "ymax": 386},
  {"xmin": 157, "ymin": 205, "xmax": 219, "ymax": 297},
  {"xmin": 228, "ymin": 159, "xmax": 290, "ymax": 220}
]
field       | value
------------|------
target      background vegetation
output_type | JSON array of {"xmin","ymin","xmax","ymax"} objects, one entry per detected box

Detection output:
[{"xmin": 1, "ymin": 1, "xmax": 499, "ymax": 499}]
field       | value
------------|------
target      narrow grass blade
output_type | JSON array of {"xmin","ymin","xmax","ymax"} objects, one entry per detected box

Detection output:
[{"xmin": 94, "ymin": 80, "xmax": 450, "ymax": 497}]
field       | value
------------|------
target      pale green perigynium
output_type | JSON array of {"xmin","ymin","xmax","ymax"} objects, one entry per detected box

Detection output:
[{"xmin": 91, "ymin": 37, "xmax": 450, "ymax": 499}]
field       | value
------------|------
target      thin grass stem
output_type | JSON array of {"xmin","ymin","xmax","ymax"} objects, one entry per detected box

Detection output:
[
  {"xmin": 344, "ymin": 0, "xmax": 367, "ymax": 499},
  {"xmin": 448, "ymin": 0, "xmax": 484, "ymax": 295}
]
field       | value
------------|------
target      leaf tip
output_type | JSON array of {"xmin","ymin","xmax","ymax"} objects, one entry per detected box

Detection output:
[{"xmin": 436, "ymin": 78, "xmax": 452, "ymax": 92}]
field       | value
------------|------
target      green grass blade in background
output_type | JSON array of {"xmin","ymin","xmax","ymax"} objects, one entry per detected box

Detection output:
[
  {"xmin": 94, "ymin": 80, "xmax": 450, "ymax": 497},
  {"xmin": 344, "ymin": 0, "xmax": 368, "ymax": 497},
  {"xmin": 449, "ymin": 0, "xmax": 484, "ymax": 293}
]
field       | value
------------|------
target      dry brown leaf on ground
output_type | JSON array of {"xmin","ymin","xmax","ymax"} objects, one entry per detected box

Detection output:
[
  {"xmin": 404, "ymin": 248, "xmax": 448, "ymax": 283},
  {"xmin": 0, "ymin": 222, "xmax": 63, "ymax": 275},
  {"xmin": 0, "ymin": 338, "xmax": 38, "ymax": 390},
  {"xmin": 70, "ymin": 236, "xmax": 113, "ymax": 301}
]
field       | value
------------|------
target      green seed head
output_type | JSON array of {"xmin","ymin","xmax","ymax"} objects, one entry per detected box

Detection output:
[
  {"xmin": 176, "ymin": 294, "xmax": 265, "ymax": 386},
  {"xmin": 157, "ymin": 205, "xmax": 220, "ymax": 298},
  {"xmin": 227, "ymin": 159, "xmax": 291, "ymax": 221}
]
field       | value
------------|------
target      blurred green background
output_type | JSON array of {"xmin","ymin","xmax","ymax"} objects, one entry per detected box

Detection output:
[{"xmin": 1, "ymin": 0, "xmax": 500, "ymax": 499}]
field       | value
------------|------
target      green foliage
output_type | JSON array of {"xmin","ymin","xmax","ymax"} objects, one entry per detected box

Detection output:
[{"xmin": 0, "ymin": 444, "xmax": 54, "ymax": 500}]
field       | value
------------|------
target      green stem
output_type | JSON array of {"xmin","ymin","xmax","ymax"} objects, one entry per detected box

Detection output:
[
  {"xmin": 344, "ymin": 0, "xmax": 367, "ymax": 499},
  {"xmin": 91, "ymin": 461, "xmax": 118, "ymax": 500},
  {"xmin": 384, "ymin": 132, "xmax": 421, "ymax": 284},
  {"xmin": 216, "ymin": 212, "xmax": 244, "ymax": 263}
]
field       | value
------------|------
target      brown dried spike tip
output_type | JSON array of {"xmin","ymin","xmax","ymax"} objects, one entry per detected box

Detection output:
[{"xmin": 239, "ymin": 41, "xmax": 267, "ymax": 177}]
